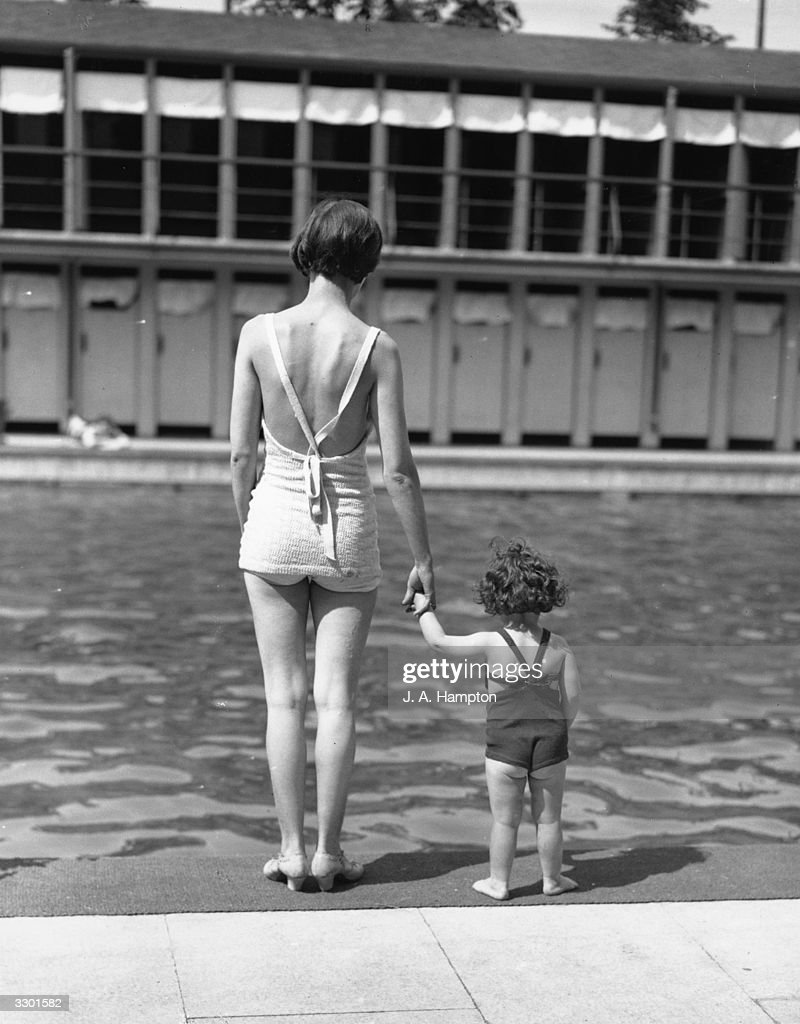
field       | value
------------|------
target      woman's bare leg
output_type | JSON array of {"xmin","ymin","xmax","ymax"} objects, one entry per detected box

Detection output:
[
  {"xmin": 309, "ymin": 584, "xmax": 376, "ymax": 856},
  {"xmin": 245, "ymin": 573, "xmax": 310, "ymax": 858}
]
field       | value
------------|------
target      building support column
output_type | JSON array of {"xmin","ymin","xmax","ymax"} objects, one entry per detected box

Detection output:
[
  {"xmin": 775, "ymin": 290, "xmax": 800, "ymax": 451},
  {"xmin": 219, "ymin": 64, "xmax": 236, "ymax": 242},
  {"xmin": 571, "ymin": 283, "xmax": 596, "ymax": 447},
  {"xmin": 502, "ymin": 280, "xmax": 526, "ymax": 445},
  {"xmin": 370, "ymin": 75, "xmax": 388, "ymax": 232},
  {"xmin": 143, "ymin": 60, "xmax": 159, "ymax": 239},
  {"xmin": 639, "ymin": 286, "xmax": 660, "ymax": 448},
  {"xmin": 709, "ymin": 287, "xmax": 734, "ymax": 450},
  {"xmin": 61, "ymin": 262, "xmax": 75, "ymax": 428},
  {"xmin": 137, "ymin": 264, "xmax": 158, "ymax": 438},
  {"xmin": 510, "ymin": 85, "xmax": 531, "ymax": 252},
  {"xmin": 212, "ymin": 268, "xmax": 234, "ymax": 440},
  {"xmin": 722, "ymin": 97, "xmax": 747, "ymax": 262},
  {"xmin": 431, "ymin": 277, "xmax": 454, "ymax": 445},
  {"xmin": 292, "ymin": 70, "xmax": 312, "ymax": 237},
  {"xmin": 439, "ymin": 81, "xmax": 460, "ymax": 249},
  {"xmin": 581, "ymin": 88, "xmax": 603, "ymax": 256},
  {"xmin": 652, "ymin": 86, "xmax": 676, "ymax": 259}
]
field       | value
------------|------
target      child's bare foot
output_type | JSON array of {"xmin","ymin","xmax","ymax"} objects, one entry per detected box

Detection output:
[
  {"xmin": 543, "ymin": 874, "xmax": 579, "ymax": 896},
  {"xmin": 473, "ymin": 877, "xmax": 510, "ymax": 901}
]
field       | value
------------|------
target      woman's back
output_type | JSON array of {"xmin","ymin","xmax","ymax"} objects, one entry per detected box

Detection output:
[{"xmin": 246, "ymin": 300, "xmax": 378, "ymax": 458}]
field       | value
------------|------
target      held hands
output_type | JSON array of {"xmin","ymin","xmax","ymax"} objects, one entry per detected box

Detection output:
[{"xmin": 402, "ymin": 564, "xmax": 436, "ymax": 618}]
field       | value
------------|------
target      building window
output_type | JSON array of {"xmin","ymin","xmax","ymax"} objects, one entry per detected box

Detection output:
[
  {"xmin": 311, "ymin": 123, "xmax": 370, "ymax": 206},
  {"xmin": 600, "ymin": 140, "xmax": 659, "ymax": 256},
  {"xmin": 83, "ymin": 112, "xmax": 143, "ymax": 234},
  {"xmin": 2, "ymin": 113, "xmax": 63, "ymax": 230},
  {"xmin": 669, "ymin": 143, "xmax": 728, "ymax": 260},
  {"xmin": 387, "ymin": 127, "xmax": 444, "ymax": 247},
  {"xmin": 236, "ymin": 120, "xmax": 294, "ymax": 241},
  {"xmin": 458, "ymin": 130, "xmax": 516, "ymax": 250},
  {"xmin": 529, "ymin": 136, "xmax": 587, "ymax": 253},
  {"xmin": 159, "ymin": 117, "xmax": 219, "ymax": 237},
  {"xmin": 744, "ymin": 147, "xmax": 795, "ymax": 263}
]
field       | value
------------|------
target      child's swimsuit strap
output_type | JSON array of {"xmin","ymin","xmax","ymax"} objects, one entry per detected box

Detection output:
[{"xmin": 497, "ymin": 627, "xmax": 550, "ymax": 668}]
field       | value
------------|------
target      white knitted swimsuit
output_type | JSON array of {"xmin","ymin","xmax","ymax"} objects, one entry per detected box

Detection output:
[{"xmin": 238, "ymin": 314, "xmax": 382, "ymax": 589}]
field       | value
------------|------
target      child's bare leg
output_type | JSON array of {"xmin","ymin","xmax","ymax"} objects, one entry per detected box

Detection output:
[
  {"xmin": 530, "ymin": 761, "xmax": 577, "ymax": 895},
  {"xmin": 473, "ymin": 758, "xmax": 526, "ymax": 901}
]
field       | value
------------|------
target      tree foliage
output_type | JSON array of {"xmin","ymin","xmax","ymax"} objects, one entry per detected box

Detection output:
[
  {"xmin": 603, "ymin": 0, "xmax": 732, "ymax": 44},
  {"xmin": 230, "ymin": 0, "xmax": 521, "ymax": 32}
]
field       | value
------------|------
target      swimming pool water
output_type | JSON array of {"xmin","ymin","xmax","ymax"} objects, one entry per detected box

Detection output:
[{"xmin": 1, "ymin": 485, "xmax": 798, "ymax": 859}]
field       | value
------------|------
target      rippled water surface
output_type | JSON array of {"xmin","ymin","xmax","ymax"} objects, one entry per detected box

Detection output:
[{"xmin": 1, "ymin": 484, "xmax": 798, "ymax": 859}]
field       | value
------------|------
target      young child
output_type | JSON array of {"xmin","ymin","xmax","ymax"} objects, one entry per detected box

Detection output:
[{"xmin": 411, "ymin": 538, "xmax": 581, "ymax": 900}]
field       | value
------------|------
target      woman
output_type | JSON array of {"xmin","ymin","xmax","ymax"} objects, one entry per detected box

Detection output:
[{"xmin": 230, "ymin": 198, "xmax": 435, "ymax": 892}]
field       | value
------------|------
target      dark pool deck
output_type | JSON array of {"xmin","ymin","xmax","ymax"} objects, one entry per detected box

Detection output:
[
  {"xmin": 0, "ymin": 845, "xmax": 798, "ymax": 1024},
  {"xmin": 3, "ymin": 433, "xmax": 800, "ymax": 492}
]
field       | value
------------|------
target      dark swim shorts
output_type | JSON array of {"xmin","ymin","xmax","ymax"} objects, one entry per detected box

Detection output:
[{"xmin": 485, "ymin": 716, "xmax": 568, "ymax": 773}]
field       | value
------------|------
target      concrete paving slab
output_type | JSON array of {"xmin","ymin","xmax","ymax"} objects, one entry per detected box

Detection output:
[
  {"xmin": 0, "ymin": 916, "xmax": 185, "ymax": 1024},
  {"xmin": 757, "ymin": 999, "xmax": 800, "ymax": 1024},
  {"xmin": 665, "ymin": 900, "xmax": 800, "ymax": 1001},
  {"xmin": 166, "ymin": 909, "xmax": 474, "ymax": 1019},
  {"xmin": 422, "ymin": 903, "xmax": 778, "ymax": 1024},
  {"xmin": 193, "ymin": 1013, "xmax": 485, "ymax": 1024}
]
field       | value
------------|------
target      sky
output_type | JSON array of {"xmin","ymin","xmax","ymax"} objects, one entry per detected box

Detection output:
[{"xmin": 147, "ymin": 0, "xmax": 800, "ymax": 51}]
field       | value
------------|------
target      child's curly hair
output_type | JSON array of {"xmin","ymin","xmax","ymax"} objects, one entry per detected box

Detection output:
[{"xmin": 474, "ymin": 538, "xmax": 568, "ymax": 616}]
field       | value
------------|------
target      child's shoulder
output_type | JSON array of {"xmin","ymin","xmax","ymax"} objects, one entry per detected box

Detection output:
[{"xmin": 545, "ymin": 630, "xmax": 573, "ymax": 655}]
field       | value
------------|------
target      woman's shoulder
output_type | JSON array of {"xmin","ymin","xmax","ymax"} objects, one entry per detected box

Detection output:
[{"xmin": 545, "ymin": 630, "xmax": 573, "ymax": 656}]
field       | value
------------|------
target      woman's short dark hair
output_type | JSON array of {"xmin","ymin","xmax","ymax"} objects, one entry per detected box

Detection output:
[
  {"xmin": 290, "ymin": 198, "xmax": 383, "ymax": 283},
  {"xmin": 474, "ymin": 538, "xmax": 569, "ymax": 617}
]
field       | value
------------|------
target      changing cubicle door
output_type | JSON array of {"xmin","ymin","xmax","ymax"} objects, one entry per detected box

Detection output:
[
  {"xmin": 729, "ymin": 301, "xmax": 782, "ymax": 443},
  {"xmin": 77, "ymin": 275, "xmax": 139, "ymax": 426},
  {"xmin": 156, "ymin": 278, "xmax": 214, "ymax": 431},
  {"xmin": 658, "ymin": 297, "xmax": 715, "ymax": 441},
  {"xmin": 522, "ymin": 294, "xmax": 577, "ymax": 438},
  {"xmin": 381, "ymin": 287, "xmax": 437, "ymax": 437},
  {"xmin": 591, "ymin": 296, "xmax": 648, "ymax": 439},
  {"xmin": 449, "ymin": 291, "xmax": 509, "ymax": 438},
  {"xmin": 1, "ymin": 273, "xmax": 62, "ymax": 426}
]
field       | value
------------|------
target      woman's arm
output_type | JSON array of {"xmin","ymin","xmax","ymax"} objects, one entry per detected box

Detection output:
[
  {"xmin": 229, "ymin": 323, "xmax": 263, "ymax": 532},
  {"xmin": 369, "ymin": 332, "xmax": 435, "ymax": 606}
]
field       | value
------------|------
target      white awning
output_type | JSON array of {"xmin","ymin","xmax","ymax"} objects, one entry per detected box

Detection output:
[
  {"xmin": 599, "ymin": 103, "xmax": 666, "ymax": 142},
  {"xmin": 76, "ymin": 73, "xmax": 147, "ymax": 114},
  {"xmin": 233, "ymin": 283, "xmax": 289, "ymax": 316},
  {"xmin": 453, "ymin": 292, "xmax": 512, "ymax": 326},
  {"xmin": 0, "ymin": 67, "xmax": 63, "ymax": 114},
  {"xmin": 526, "ymin": 294, "xmax": 578, "ymax": 328},
  {"xmin": 233, "ymin": 81, "xmax": 302, "ymax": 123},
  {"xmin": 380, "ymin": 90, "xmax": 452, "ymax": 129},
  {"xmin": 740, "ymin": 111, "xmax": 800, "ymax": 149},
  {"xmin": 674, "ymin": 109, "xmax": 736, "ymax": 146},
  {"xmin": 156, "ymin": 78, "xmax": 224, "ymax": 119},
  {"xmin": 306, "ymin": 87, "xmax": 378, "ymax": 126},
  {"xmin": 733, "ymin": 302, "xmax": 783, "ymax": 335},
  {"xmin": 594, "ymin": 297, "xmax": 648, "ymax": 331},
  {"xmin": 456, "ymin": 95, "xmax": 524, "ymax": 134},
  {"xmin": 79, "ymin": 278, "xmax": 139, "ymax": 310},
  {"xmin": 665, "ymin": 298, "xmax": 715, "ymax": 332},
  {"xmin": 528, "ymin": 100, "xmax": 596, "ymax": 137},
  {"xmin": 1, "ymin": 273, "xmax": 62, "ymax": 310},
  {"xmin": 157, "ymin": 280, "xmax": 215, "ymax": 316},
  {"xmin": 380, "ymin": 288, "xmax": 437, "ymax": 323}
]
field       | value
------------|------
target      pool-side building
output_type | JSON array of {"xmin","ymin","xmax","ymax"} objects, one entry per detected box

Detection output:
[{"xmin": 1, "ymin": 0, "xmax": 799, "ymax": 450}]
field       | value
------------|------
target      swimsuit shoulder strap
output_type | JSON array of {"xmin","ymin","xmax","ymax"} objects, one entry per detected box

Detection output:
[
  {"xmin": 497, "ymin": 627, "xmax": 551, "ymax": 667},
  {"xmin": 264, "ymin": 313, "xmax": 319, "ymax": 453},
  {"xmin": 314, "ymin": 326, "xmax": 381, "ymax": 446}
]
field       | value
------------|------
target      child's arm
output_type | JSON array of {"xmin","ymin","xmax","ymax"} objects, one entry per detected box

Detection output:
[
  {"xmin": 411, "ymin": 592, "xmax": 490, "ymax": 658},
  {"xmin": 560, "ymin": 649, "xmax": 581, "ymax": 725}
]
